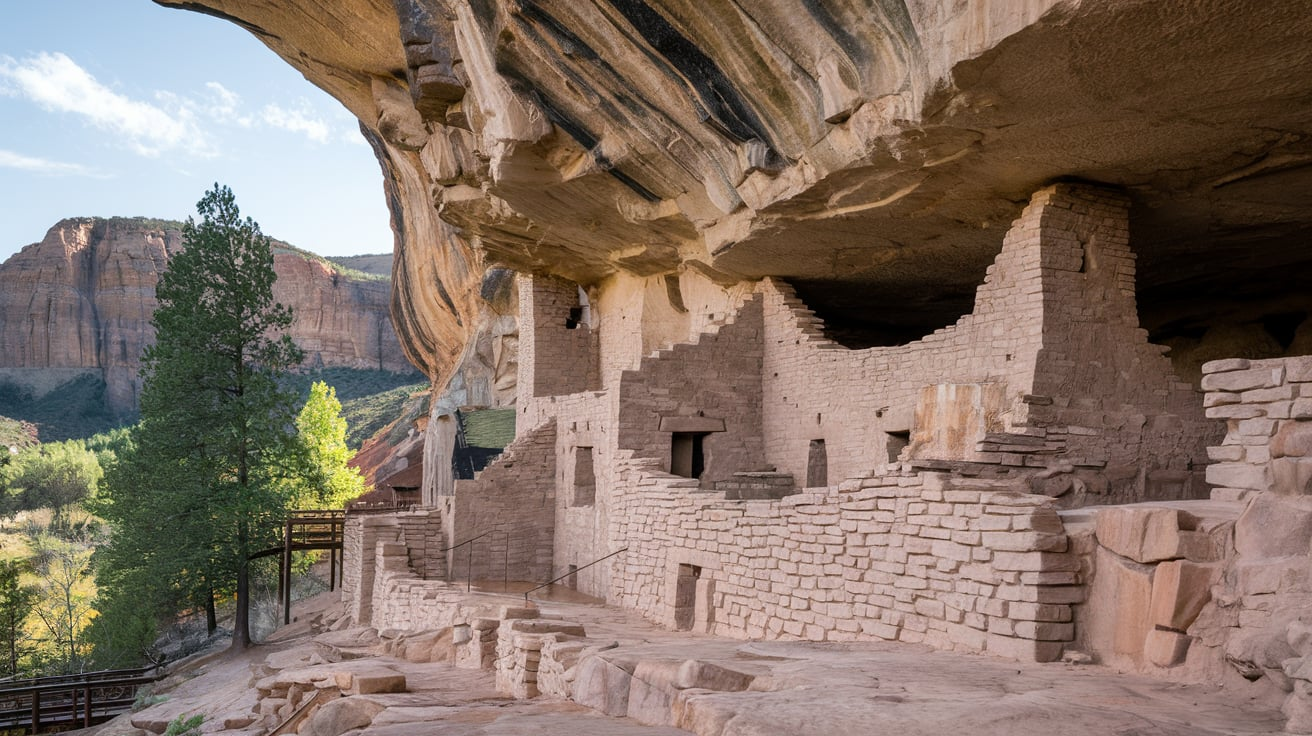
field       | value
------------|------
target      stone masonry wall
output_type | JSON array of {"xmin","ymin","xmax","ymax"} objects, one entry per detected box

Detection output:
[
  {"xmin": 760, "ymin": 184, "xmax": 1211, "ymax": 505},
  {"xmin": 1023, "ymin": 187, "xmax": 1213, "ymax": 503},
  {"xmin": 615, "ymin": 296, "xmax": 767, "ymax": 485},
  {"xmin": 1178, "ymin": 355, "xmax": 1312, "ymax": 732},
  {"xmin": 450, "ymin": 420, "xmax": 558, "ymax": 584},
  {"xmin": 517, "ymin": 274, "xmax": 599, "ymax": 398},
  {"xmin": 608, "ymin": 455, "xmax": 1080, "ymax": 662},
  {"xmin": 341, "ymin": 513, "xmax": 401, "ymax": 625}
]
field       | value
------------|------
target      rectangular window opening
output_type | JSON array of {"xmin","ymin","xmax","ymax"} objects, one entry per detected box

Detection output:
[
  {"xmin": 886, "ymin": 430, "xmax": 911, "ymax": 463},
  {"xmin": 671, "ymin": 432, "xmax": 707, "ymax": 479},
  {"xmin": 806, "ymin": 439, "xmax": 828, "ymax": 487},
  {"xmin": 572, "ymin": 446, "xmax": 596, "ymax": 507}
]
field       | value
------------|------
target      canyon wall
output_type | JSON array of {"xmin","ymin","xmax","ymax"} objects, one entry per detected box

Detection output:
[{"xmin": 0, "ymin": 217, "xmax": 412, "ymax": 415}]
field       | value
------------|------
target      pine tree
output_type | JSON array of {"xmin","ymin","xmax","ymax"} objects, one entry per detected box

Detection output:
[{"xmin": 96, "ymin": 184, "xmax": 304, "ymax": 650}]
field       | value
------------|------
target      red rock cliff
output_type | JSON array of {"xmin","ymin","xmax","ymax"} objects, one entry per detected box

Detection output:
[{"xmin": 0, "ymin": 217, "xmax": 413, "ymax": 413}]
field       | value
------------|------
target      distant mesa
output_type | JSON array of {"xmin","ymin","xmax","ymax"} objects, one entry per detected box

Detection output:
[{"xmin": 0, "ymin": 217, "xmax": 412, "ymax": 436}]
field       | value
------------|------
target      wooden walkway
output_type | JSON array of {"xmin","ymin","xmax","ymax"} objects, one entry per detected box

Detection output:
[{"xmin": 0, "ymin": 666, "xmax": 160, "ymax": 734}]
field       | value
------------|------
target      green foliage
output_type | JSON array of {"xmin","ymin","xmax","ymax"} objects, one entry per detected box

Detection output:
[
  {"xmin": 96, "ymin": 184, "xmax": 308, "ymax": 651},
  {"xmin": 289, "ymin": 382, "xmax": 365, "ymax": 509},
  {"xmin": 277, "ymin": 368, "xmax": 425, "ymax": 449},
  {"xmin": 341, "ymin": 381, "xmax": 429, "ymax": 448},
  {"xmin": 25, "ymin": 529, "xmax": 97, "ymax": 674},
  {"xmin": 0, "ymin": 559, "xmax": 37, "ymax": 678},
  {"xmin": 164, "ymin": 713, "xmax": 204, "ymax": 736},
  {"xmin": 132, "ymin": 685, "xmax": 169, "ymax": 712},
  {"xmin": 2, "ymin": 441, "xmax": 103, "ymax": 524},
  {"xmin": 0, "ymin": 374, "xmax": 128, "ymax": 441},
  {"xmin": 0, "ymin": 416, "xmax": 37, "ymax": 454},
  {"xmin": 84, "ymin": 582, "xmax": 161, "ymax": 671}
]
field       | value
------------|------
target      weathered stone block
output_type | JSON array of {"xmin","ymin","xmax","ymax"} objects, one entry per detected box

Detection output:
[
  {"xmin": 1148, "ymin": 560, "xmax": 1219, "ymax": 631},
  {"xmin": 1200, "ymin": 358, "xmax": 1251, "ymax": 374},
  {"xmin": 674, "ymin": 660, "xmax": 754, "ymax": 692},
  {"xmin": 1084, "ymin": 547, "xmax": 1155, "ymax": 661},
  {"xmin": 1235, "ymin": 494, "xmax": 1312, "ymax": 559},
  {"xmin": 1144, "ymin": 628, "xmax": 1192, "ymax": 668},
  {"xmin": 1272, "ymin": 457, "xmax": 1312, "ymax": 495},
  {"xmin": 1204, "ymin": 404, "xmax": 1266, "ymax": 420},
  {"xmin": 572, "ymin": 656, "xmax": 633, "ymax": 717},
  {"xmin": 1205, "ymin": 462, "xmax": 1268, "ymax": 492},
  {"xmin": 985, "ymin": 633, "xmax": 1064, "ymax": 662},
  {"xmin": 1200, "ymin": 366, "xmax": 1280, "ymax": 392},
  {"xmin": 1095, "ymin": 507, "xmax": 1182, "ymax": 564}
]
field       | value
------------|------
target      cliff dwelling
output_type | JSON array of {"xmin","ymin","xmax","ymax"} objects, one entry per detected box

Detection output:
[{"xmin": 158, "ymin": 0, "xmax": 1312, "ymax": 731}]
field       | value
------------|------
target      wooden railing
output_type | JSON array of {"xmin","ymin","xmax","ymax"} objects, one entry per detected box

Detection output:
[
  {"xmin": 0, "ymin": 666, "xmax": 160, "ymax": 733},
  {"xmin": 248, "ymin": 511, "xmax": 346, "ymax": 626}
]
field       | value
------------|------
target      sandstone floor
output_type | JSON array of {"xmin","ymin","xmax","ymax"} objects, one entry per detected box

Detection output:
[{"xmin": 87, "ymin": 587, "xmax": 1285, "ymax": 736}]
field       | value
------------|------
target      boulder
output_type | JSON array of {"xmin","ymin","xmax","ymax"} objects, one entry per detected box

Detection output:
[{"xmin": 301, "ymin": 696, "xmax": 384, "ymax": 736}]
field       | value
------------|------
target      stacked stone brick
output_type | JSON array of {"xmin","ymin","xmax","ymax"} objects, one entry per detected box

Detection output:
[
  {"xmin": 450, "ymin": 420, "xmax": 559, "ymax": 583},
  {"xmin": 610, "ymin": 460, "xmax": 1079, "ymax": 661},
  {"xmin": 350, "ymin": 183, "xmax": 1218, "ymax": 665}
]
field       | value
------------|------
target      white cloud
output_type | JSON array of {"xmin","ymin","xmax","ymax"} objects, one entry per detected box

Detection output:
[
  {"xmin": 0, "ymin": 149, "xmax": 105, "ymax": 177},
  {"xmin": 202, "ymin": 81, "xmax": 253, "ymax": 127},
  {"xmin": 260, "ymin": 101, "xmax": 332, "ymax": 144},
  {"xmin": 0, "ymin": 52, "xmax": 212, "ymax": 157}
]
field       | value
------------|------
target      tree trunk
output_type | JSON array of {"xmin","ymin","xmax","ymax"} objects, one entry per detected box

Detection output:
[
  {"xmin": 230, "ymin": 561, "xmax": 250, "ymax": 651},
  {"xmin": 205, "ymin": 589, "xmax": 217, "ymax": 636}
]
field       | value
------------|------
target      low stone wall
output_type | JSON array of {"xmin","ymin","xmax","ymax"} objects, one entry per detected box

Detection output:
[
  {"xmin": 1064, "ymin": 502, "xmax": 1234, "ymax": 675},
  {"xmin": 1201, "ymin": 356, "xmax": 1312, "ymax": 501},
  {"xmin": 341, "ymin": 514, "xmax": 401, "ymax": 625},
  {"xmin": 1199, "ymin": 356, "xmax": 1312, "ymax": 732},
  {"xmin": 609, "ymin": 457, "xmax": 1080, "ymax": 661}
]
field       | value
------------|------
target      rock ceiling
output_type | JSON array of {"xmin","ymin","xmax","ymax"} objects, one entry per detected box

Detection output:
[{"xmin": 157, "ymin": 0, "xmax": 1312, "ymax": 363}]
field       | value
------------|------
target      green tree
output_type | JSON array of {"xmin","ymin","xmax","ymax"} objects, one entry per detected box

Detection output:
[
  {"xmin": 2, "ymin": 441, "xmax": 102, "ymax": 525},
  {"xmin": 96, "ymin": 184, "xmax": 305, "ymax": 651},
  {"xmin": 27, "ymin": 532, "xmax": 96, "ymax": 674},
  {"xmin": 291, "ymin": 381, "xmax": 367, "ymax": 509},
  {"xmin": 0, "ymin": 559, "xmax": 38, "ymax": 677}
]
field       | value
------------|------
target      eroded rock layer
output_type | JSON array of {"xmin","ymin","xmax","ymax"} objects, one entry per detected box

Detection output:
[
  {"xmin": 0, "ymin": 217, "xmax": 412, "ymax": 414},
  {"xmin": 159, "ymin": 0, "xmax": 1312, "ymax": 377}
]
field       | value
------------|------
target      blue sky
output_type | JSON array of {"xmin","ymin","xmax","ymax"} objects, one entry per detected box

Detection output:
[{"xmin": 0, "ymin": 1, "xmax": 393, "ymax": 261}]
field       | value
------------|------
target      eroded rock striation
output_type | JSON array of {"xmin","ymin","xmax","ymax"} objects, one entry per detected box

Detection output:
[
  {"xmin": 159, "ymin": 0, "xmax": 1312, "ymax": 374},
  {"xmin": 0, "ymin": 217, "xmax": 411, "ymax": 415}
]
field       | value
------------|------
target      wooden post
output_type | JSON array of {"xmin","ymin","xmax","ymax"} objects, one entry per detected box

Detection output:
[
  {"xmin": 83, "ymin": 684, "xmax": 91, "ymax": 727},
  {"xmin": 329, "ymin": 516, "xmax": 338, "ymax": 592},
  {"xmin": 31, "ymin": 690, "xmax": 39, "ymax": 734},
  {"xmin": 282, "ymin": 518, "xmax": 293, "ymax": 625}
]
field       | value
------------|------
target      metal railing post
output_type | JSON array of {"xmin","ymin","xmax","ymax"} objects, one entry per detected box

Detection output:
[{"xmin": 523, "ymin": 548, "xmax": 628, "ymax": 603}]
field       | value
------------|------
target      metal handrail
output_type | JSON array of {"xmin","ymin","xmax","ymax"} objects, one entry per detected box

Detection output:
[
  {"xmin": 441, "ymin": 530, "xmax": 507, "ymax": 593},
  {"xmin": 524, "ymin": 548, "xmax": 628, "ymax": 602}
]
